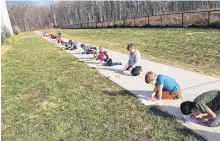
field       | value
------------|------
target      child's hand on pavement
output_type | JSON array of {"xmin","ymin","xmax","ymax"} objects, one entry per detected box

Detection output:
[
  {"xmin": 190, "ymin": 114, "xmax": 197, "ymax": 118},
  {"xmin": 196, "ymin": 117, "xmax": 205, "ymax": 121},
  {"xmin": 148, "ymin": 94, "xmax": 153, "ymax": 100}
]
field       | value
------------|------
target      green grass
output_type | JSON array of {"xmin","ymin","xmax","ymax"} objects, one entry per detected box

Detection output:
[
  {"xmin": 2, "ymin": 32, "xmax": 205, "ymax": 141},
  {"xmin": 47, "ymin": 28, "xmax": 220, "ymax": 77}
]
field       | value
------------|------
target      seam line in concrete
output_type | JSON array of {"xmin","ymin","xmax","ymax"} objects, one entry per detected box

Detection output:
[{"xmin": 182, "ymin": 80, "xmax": 220, "ymax": 90}]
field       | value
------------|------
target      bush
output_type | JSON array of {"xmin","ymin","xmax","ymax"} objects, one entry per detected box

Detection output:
[
  {"xmin": 1, "ymin": 26, "xmax": 11, "ymax": 44},
  {"xmin": 12, "ymin": 26, "xmax": 21, "ymax": 35}
]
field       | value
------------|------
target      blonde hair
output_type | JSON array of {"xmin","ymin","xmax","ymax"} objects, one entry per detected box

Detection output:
[{"xmin": 145, "ymin": 71, "xmax": 157, "ymax": 84}]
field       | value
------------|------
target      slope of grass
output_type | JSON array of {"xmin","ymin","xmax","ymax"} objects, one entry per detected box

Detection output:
[
  {"xmin": 47, "ymin": 28, "xmax": 220, "ymax": 77},
  {"xmin": 2, "ymin": 32, "xmax": 205, "ymax": 141}
]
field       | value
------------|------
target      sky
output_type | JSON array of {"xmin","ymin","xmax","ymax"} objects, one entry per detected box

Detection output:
[{"xmin": 6, "ymin": 0, "xmax": 53, "ymax": 6}]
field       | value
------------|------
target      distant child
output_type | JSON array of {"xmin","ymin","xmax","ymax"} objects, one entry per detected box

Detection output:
[
  {"xmin": 81, "ymin": 44, "xmax": 95, "ymax": 54},
  {"xmin": 45, "ymin": 33, "xmax": 49, "ymax": 37},
  {"xmin": 57, "ymin": 31, "xmax": 61, "ymax": 38},
  {"xmin": 50, "ymin": 34, "xmax": 56, "ymax": 39},
  {"xmin": 145, "ymin": 71, "xmax": 182, "ymax": 100},
  {"xmin": 180, "ymin": 90, "xmax": 220, "ymax": 127},
  {"xmin": 56, "ymin": 31, "xmax": 62, "ymax": 43},
  {"xmin": 68, "ymin": 40, "xmax": 77, "ymax": 50},
  {"xmin": 43, "ymin": 31, "xmax": 46, "ymax": 36},
  {"xmin": 99, "ymin": 46, "xmax": 107, "ymax": 63},
  {"xmin": 43, "ymin": 31, "xmax": 49, "ymax": 37},
  {"xmin": 93, "ymin": 47, "xmax": 100, "ymax": 59},
  {"xmin": 61, "ymin": 40, "xmax": 69, "ymax": 50},
  {"xmin": 98, "ymin": 46, "xmax": 122, "ymax": 66}
]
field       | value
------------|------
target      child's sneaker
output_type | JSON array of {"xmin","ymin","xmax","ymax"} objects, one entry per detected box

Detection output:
[
  {"xmin": 140, "ymin": 67, "xmax": 143, "ymax": 72},
  {"xmin": 176, "ymin": 94, "xmax": 184, "ymax": 99},
  {"xmin": 123, "ymin": 70, "xmax": 132, "ymax": 76}
]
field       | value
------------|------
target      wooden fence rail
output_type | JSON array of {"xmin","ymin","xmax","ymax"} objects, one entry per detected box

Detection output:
[{"xmin": 59, "ymin": 9, "xmax": 220, "ymax": 29}]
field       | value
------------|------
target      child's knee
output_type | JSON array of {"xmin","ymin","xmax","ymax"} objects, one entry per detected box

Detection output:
[{"xmin": 132, "ymin": 71, "xmax": 140, "ymax": 76}]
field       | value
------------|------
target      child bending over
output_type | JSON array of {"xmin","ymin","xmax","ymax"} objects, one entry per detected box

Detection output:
[
  {"xmin": 68, "ymin": 40, "xmax": 77, "ymax": 50},
  {"xmin": 145, "ymin": 71, "xmax": 182, "ymax": 100},
  {"xmin": 180, "ymin": 90, "xmax": 220, "ymax": 127}
]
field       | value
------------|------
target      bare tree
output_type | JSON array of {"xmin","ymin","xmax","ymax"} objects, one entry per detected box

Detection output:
[{"xmin": 6, "ymin": 1, "xmax": 220, "ymax": 30}]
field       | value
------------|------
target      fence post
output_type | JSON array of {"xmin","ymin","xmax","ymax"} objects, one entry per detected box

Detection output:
[
  {"xmin": 96, "ymin": 22, "xmax": 97, "ymax": 28},
  {"xmin": 148, "ymin": 16, "xmax": 149, "ymax": 26},
  {"xmin": 134, "ymin": 17, "xmax": 136, "ymax": 26},
  {"xmin": 207, "ymin": 11, "xmax": 210, "ymax": 27},
  {"xmin": 182, "ymin": 13, "xmax": 184, "ymax": 28},
  {"xmin": 160, "ymin": 15, "xmax": 162, "ymax": 27}
]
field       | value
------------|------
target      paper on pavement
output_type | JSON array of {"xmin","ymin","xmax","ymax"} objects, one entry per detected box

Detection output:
[
  {"xmin": 183, "ymin": 115, "xmax": 208, "ymax": 123},
  {"xmin": 140, "ymin": 97, "xmax": 161, "ymax": 106}
]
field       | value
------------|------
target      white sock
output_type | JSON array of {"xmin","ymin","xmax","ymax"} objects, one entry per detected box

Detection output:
[{"xmin": 123, "ymin": 70, "xmax": 132, "ymax": 76}]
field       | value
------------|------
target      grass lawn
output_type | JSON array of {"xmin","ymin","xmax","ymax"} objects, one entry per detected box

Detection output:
[
  {"xmin": 46, "ymin": 28, "xmax": 220, "ymax": 77},
  {"xmin": 2, "ymin": 32, "xmax": 205, "ymax": 141}
]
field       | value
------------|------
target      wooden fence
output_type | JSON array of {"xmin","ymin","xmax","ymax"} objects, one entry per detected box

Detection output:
[{"xmin": 59, "ymin": 9, "xmax": 220, "ymax": 29}]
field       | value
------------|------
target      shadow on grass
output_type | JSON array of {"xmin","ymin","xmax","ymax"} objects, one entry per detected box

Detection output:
[
  {"xmin": 103, "ymin": 89, "xmax": 152, "ymax": 98},
  {"xmin": 149, "ymin": 105, "xmax": 181, "ymax": 119},
  {"xmin": 103, "ymin": 90, "xmax": 136, "ymax": 97}
]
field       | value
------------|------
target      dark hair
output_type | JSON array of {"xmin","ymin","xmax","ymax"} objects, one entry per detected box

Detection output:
[
  {"xmin": 127, "ymin": 43, "xmax": 134, "ymax": 50},
  {"xmin": 180, "ymin": 101, "xmax": 195, "ymax": 115},
  {"xmin": 81, "ymin": 44, "xmax": 85, "ymax": 47}
]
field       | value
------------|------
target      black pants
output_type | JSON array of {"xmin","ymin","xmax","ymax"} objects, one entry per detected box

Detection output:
[{"xmin": 126, "ymin": 66, "xmax": 141, "ymax": 76}]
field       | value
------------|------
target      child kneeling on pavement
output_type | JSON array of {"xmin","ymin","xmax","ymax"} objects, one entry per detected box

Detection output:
[
  {"xmin": 123, "ymin": 43, "xmax": 142, "ymax": 76},
  {"xmin": 180, "ymin": 90, "xmax": 220, "ymax": 127},
  {"xmin": 145, "ymin": 71, "xmax": 183, "ymax": 100}
]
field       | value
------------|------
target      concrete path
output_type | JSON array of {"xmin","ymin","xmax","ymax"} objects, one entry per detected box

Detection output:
[{"xmin": 35, "ymin": 31, "xmax": 220, "ymax": 141}]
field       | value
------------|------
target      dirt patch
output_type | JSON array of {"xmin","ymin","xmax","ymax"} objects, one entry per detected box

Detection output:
[
  {"xmin": 20, "ymin": 35, "xmax": 39, "ymax": 38},
  {"xmin": 186, "ymin": 32, "xmax": 205, "ymax": 35},
  {"xmin": 1, "ymin": 44, "xmax": 13, "ymax": 55}
]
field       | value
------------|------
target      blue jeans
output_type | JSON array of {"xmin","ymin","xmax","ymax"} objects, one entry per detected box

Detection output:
[{"xmin": 103, "ymin": 59, "xmax": 121, "ymax": 66}]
